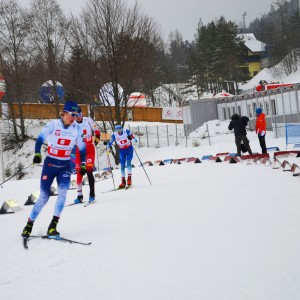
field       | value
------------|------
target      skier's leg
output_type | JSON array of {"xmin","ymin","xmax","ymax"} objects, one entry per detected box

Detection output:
[
  {"xmin": 54, "ymin": 165, "xmax": 71, "ymax": 217},
  {"xmin": 86, "ymin": 144, "xmax": 95, "ymax": 198},
  {"xmin": 119, "ymin": 150, "xmax": 126, "ymax": 188},
  {"xmin": 29, "ymin": 158, "xmax": 56, "ymax": 221}
]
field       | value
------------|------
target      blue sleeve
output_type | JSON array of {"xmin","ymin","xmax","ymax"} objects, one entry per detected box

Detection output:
[
  {"xmin": 35, "ymin": 121, "xmax": 54, "ymax": 154},
  {"xmin": 125, "ymin": 129, "xmax": 135, "ymax": 139},
  {"xmin": 35, "ymin": 133, "xmax": 45, "ymax": 154},
  {"xmin": 108, "ymin": 133, "xmax": 116, "ymax": 148}
]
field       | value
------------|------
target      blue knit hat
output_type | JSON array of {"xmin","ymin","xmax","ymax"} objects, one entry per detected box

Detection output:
[
  {"xmin": 63, "ymin": 101, "xmax": 79, "ymax": 112},
  {"xmin": 256, "ymin": 107, "xmax": 262, "ymax": 115}
]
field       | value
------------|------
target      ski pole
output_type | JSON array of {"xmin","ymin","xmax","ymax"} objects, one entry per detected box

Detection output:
[
  {"xmin": 95, "ymin": 146, "xmax": 100, "ymax": 172},
  {"xmin": 133, "ymin": 146, "xmax": 152, "ymax": 185},
  {"xmin": 0, "ymin": 163, "xmax": 34, "ymax": 188},
  {"xmin": 106, "ymin": 151, "xmax": 115, "ymax": 189}
]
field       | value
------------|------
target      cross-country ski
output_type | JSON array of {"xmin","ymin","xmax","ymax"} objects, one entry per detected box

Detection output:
[{"xmin": 23, "ymin": 235, "xmax": 92, "ymax": 249}]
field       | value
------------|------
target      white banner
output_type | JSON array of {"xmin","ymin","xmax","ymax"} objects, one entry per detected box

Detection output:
[{"xmin": 162, "ymin": 107, "xmax": 183, "ymax": 121}]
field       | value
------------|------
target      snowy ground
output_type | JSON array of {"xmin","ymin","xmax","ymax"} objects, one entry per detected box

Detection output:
[{"xmin": 1, "ymin": 120, "xmax": 300, "ymax": 300}]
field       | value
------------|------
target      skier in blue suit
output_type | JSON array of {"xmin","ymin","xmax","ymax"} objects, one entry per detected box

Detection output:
[
  {"xmin": 107, "ymin": 124, "xmax": 137, "ymax": 188},
  {"xmin": 22, "ymin": 101, "xmax": 86, "ymax": 239}
]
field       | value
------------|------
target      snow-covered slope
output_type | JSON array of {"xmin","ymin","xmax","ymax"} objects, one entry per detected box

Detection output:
[
  {"xmin": 240, "ymin": 52, "xmax": 300, "ymax": 92},
  {"xmin": 1, "ymin": 139, "xmax": 300, "ymax": 300},
  {"xmin": 150, "ymin": 51, "xmax": 300, "ymax": 102},
  {"xmin": 1, "ymin": 121, "xmax": 300, "ymax": 300}
]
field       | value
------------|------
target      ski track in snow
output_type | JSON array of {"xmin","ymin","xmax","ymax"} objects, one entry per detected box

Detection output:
[{"xmin": 1, "ymin": 159, "xmax": 300, "ymax": 300}]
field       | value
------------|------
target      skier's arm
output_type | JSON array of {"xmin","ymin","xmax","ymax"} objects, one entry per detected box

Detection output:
[
  {"xmin": 125, "ymin": 129, "xmax": 137, "ymax": 142},
  {"xmin": 87, "ymin": 118, "xmax": 101, "ymax": 139},
  {"xmin": 107, "ymin": 134, "xmax": 116, "ymax": 148},
  {"xmin": 35, "ymin": 120, "xmax": 55, "ymax": 154}
]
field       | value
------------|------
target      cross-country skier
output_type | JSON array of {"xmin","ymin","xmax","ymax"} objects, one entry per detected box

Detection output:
[
  {"xmin": 22, "ymin": 101, "xmax": 85, "ymax": 238},
  {"xmin": 73, "ymin": 106, "xmax": 101, "ymax": 204},
  {"xmin": 107, "ymin": 124, "xmax": 137, "ymax": 188}
]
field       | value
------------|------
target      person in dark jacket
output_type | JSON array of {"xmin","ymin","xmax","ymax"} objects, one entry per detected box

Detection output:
[{"xmin": 228, "ymin": 114, "xmax": 253, "ymax": 156}]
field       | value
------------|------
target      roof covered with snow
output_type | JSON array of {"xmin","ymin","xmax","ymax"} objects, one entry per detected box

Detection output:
[{"xmin": 238, "ymin": 33, "xmax": 266, "ymax": 53}]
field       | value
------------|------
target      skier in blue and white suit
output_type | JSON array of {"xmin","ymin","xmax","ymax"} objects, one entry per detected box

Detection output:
[
  {"xmin": 22, "ymin": 101, "xmax": 85, "ymax": 239},
  {"xmin": 107, "ymin": 124, "xmax": 137, "ymax": 188}
]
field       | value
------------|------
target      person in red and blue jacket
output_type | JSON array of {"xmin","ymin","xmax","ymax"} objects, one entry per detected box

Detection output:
[
  {"xmin": 107, "ymin": 124, "xmax": 137, "ymax": 188},
  {"xmin": 255, "ymin": 107, "xmax": 267, "ymax": 154},
  {"xmin": 22, "ymin": 101, "xmax": 85, "ymax": 239}
]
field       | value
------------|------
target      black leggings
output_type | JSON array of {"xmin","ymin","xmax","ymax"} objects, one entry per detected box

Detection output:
[{"xmin": 258, "ymin": 135, "xmax": 267, "ymax": 153}]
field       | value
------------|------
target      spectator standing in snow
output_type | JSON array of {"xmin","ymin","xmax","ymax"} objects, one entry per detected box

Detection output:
[
  {"xmin": 228, "ymin": 114, "xmax": 253, "ymax": 156},
  {"xmin": 106, "ymin": 124, "xmax": 137, "ymax": 188},
  {"xmin": 255, "ymin": 108, "xmax": 267, "ymax": 154},
  {"xmin": 22, "ymin": 101, "xmax": 85, "ymax": 239},
  {"xmin": 73, "ymin": 106, "xmax": 101, "ymax": 204}
]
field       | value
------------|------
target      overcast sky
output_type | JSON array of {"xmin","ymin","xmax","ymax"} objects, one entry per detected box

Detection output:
[{"xmin": 22, "ymin": 0, "xmax": 274, "ymax": 41}]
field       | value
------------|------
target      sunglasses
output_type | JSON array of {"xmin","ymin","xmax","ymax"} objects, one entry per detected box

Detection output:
[{"xmin": 66, "ymin": 111, "xmax": 79, "ymax": 118}]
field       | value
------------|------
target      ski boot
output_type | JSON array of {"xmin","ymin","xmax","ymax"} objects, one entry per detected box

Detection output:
[
  {"xmin": 74, "ymin": 195, "xmax": 84, "ymax": 204},
  {"xmin": 47, "ymin": 216, "xmax": 60, "ymax": 237},
  {"xmin": 119, "ymin": 177, "xmax": 126, "ymax": 189},
  {"xmin": 127, "ymin": 175, "xmax": 132, "ymax": 186},
  {"xmin": 89, "ymin": 194, "xmax": 95, "ymax": 203},
  {"xmin": 22, "ymin": 219, "xmax": 34, "ymax": 238}
]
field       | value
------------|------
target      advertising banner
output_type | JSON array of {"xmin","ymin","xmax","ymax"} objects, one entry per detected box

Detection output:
[{"xmin": 162, "ymin": 107, "xmax": 183, "ymax": 121}]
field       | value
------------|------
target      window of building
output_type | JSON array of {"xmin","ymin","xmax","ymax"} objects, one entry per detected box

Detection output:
[
  {"xmin": 223, "ymin": 107, "xmax": 226, "ymax": 120},
  {"xmin": 271, "ymin": 99, "xmax": 277, "ymax": 115},
  {"xmin": 238, "ymin": 106, "xmax": 241, "ymax": 115},
  {"xmin": 248, "ymin": 104, "xmax": 253, "ymax": 118},
  {"xmin": 266, "ymin": 103, "xmax": 269, "ymax": 115}
]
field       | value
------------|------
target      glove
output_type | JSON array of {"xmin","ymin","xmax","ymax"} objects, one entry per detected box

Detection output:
[
  {"xmin": 127, "ymin": 135, "xmax": 132, "ymax": 140},
  {"xmin": 33, "ymin": 153, "xmax": 42, "ymax": 164},
  {"xmin": 79, "ymin": 162, "xmax": 87, "ymax": 175},
  {"xmin": 133, "ymin": 138, "xmax": 138, "ymax": 143},
  {"xmin": 94, "ymin": 136, "xmax": 100, "ymax": 146},
  {"xmin": 259, "ymin": 131, "xmax": 265, "ymax": 136}
]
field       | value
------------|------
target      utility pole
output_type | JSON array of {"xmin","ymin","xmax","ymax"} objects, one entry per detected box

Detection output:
[{"xmin": 243, "ymin": 11, "xmax": 247, "ymax": 30}]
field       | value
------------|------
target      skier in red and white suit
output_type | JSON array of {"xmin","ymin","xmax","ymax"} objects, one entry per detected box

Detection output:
[{"xmin": 74, "ymin": 107, "xmax": 101, "ymax": 204}]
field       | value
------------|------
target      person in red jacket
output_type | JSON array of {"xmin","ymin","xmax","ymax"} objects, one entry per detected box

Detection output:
[{"xmin": 255, "ymin": 108, "xmax": 267, "ymax": 153}]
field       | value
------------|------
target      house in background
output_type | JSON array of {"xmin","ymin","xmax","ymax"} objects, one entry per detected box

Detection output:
[{"xmin": 238, "ymin": 33, "xmax": 266, "ymax": 78}]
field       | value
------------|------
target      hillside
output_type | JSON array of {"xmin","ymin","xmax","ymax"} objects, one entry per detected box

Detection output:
[{"xmin": 150, "ymin": 51, "xmax": 300, "ymax": 105}]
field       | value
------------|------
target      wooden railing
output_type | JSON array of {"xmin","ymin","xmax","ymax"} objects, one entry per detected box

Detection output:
[{"xmin": 2, "ymin": 103, "xmax": 182, "ymax": 123}]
